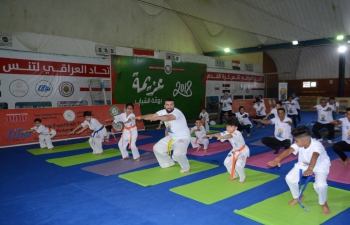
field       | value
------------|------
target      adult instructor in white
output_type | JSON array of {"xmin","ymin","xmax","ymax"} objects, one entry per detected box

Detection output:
[{"xmin": 136, "ymin": 98, "xmax": 191, "ymax": 173}]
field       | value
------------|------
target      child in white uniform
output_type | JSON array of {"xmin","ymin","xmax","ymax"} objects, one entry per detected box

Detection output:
[
  {"xmin": 69, "ymin": 111, "xmax": 107, "ymax": 155},
  {"xmin": 209, "ymin": 117, "xmax": 250, "ymax": 183},
  {"xmin": 106, "ymin": 103, "xmax": 140, "ymax": 161},
  {"xmin": 189, "ymin": 119, "xmax": 209, "ymax": 152},
  {"xmin": 199, "ymin": 108, "xmax": 210, "ymax": 133},
  {"xmin": 21, "ymin": 118, "xmax": 57, "ymax": 150},
  {"xmin": 268, "ymin": 126, "xmax": 331, "ymax": 215}
]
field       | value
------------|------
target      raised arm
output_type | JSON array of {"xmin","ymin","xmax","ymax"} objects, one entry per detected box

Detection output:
[
  {"xmin": 21, "ymin": 128, "xmax": 36, "ymax": 134},
  {"xmin": 268, "ymin": 147, "xmax": 295, "ymax": 167}
]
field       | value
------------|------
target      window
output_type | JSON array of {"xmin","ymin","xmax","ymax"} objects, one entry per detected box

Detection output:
[{"xmin": 302, "ymin": 81, "xmax": 317, "ymax": 88}]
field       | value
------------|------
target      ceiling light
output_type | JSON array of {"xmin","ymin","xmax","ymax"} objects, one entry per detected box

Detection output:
[
  {"xmin": 224, "ymin": 48, "xmax": 230, "ymax": 52},
  {"xmin": 292, "ymin": 40, "xmax": 298, "ymax": 45},
  {"xmin": 338, "ymin": 45, "xmax": 347, "ymax": 53},
  {"xmin": 337, "ymin": 35, "xmax": 344, "ymax": 40}
]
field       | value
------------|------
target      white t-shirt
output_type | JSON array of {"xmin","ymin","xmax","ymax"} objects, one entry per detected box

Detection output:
[
  {"xmin": 81, "ymin": 118, "xmax": 103, "ymax": 131},
  {"xmin": 253, "ymin": 103, "xmax": 266, "ymax": 116},
  {"xmin": 291, "ymin": 139, "xmax": 331, "ymax": 173},
  {"xmin": 190, "ymin": 125, "xmax": 207, "ymax": 140},
  {"xmin": 199, "ymin": 112, "xmax": 209, "ymax": 123},
  {"xmin": 113, "ymin": 112, "xmax": 136, "ymax": 127},
  {"xmin": 339, "ymin": 118, "xmax": 350, "ymax": 144},
  {"xmin": 270, "ymin": 116, "xmax": 292, "ymax": 142},
  {"xmin": 221, "ymin": 130, "xmax": 249, "ymax": 157},
  {"xmin": 31, "ymin": 124, "xmax": 51, "ymax": 135},
  {"xmin": 327, "ymin": 102, "xmax": 339, "ymax": 112},
  {"xmin": 315, "ymin": 105, "xmax": 333, "ymax": 124},
  {"xmin": 285, "ymin": 100, "xmax": 298, "ymax": 115},
  {"xmin": 220, "ymin": 97, "xmax": 232, "ymax": 111},
  {"xmin": 157, "ymin": 108, "xmax": 190, "ymax": 139},
  {"xmin": 270, "ymin": 108, "xmax": 278, "ymax": 118},
  {"xmin": 235, "ymin": 112, "xmax": 252, "ymax": 126},
  {"xmin": 293, "ymin": 97, "xmax": 300, "ymax": 109}
]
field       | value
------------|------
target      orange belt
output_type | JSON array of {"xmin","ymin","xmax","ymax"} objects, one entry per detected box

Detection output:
[
  {"xmin": 123, "ymin": 125, "xmax": 136, "ymax": 149},
  {"xmin": 230, "ymin": 144, "xmax": 246, "ymax": 179}
]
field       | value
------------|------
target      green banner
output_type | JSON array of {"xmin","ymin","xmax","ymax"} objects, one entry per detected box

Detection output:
[{"xmin": 111, "ymin": 56, "xmax": 206, "ymax": 120}]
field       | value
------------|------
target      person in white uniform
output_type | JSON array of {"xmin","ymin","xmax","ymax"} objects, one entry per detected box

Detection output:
[
  {"xmin": 189, "ymin": 118, "xmax": 209, "ymax": 152},
  {"xmin": 199, "ymin": 107, "xmax": 210, "ymax": 133},
  {"xmin": 235, "ymin": 106, "xmax": 252, "ymax": 137},
  {"xmin": 332, "ymin": 107, "xmax": 350, "ymax": 167},
  {"xmin": 257, "ymin": 108, "xmax": 293, "ymax": 154},
  {"xmin": 268, "ymin": 126, "xmax": 331, "ymax": 215},
  {"xmin": 285, "ymin": 96, "xmax": 298, "ymax": 128},
  {"xmin": 208, "ymin": 117, "xmax": 250, "ymax": 183},
  {"xmin": 69, "ymin": 111, "xmax": 107, "ymax": 155},
  {"xmin": 263, "ymin": 101, "xmax": 282, "ymax": 120},
  {"xmin": 311, "ymin": 98, "xmax": 334, "ymax": 144},
  {"xmin": 252, "ymin": 98, "xmax": 266, "ymax": 128},
  {"xmin": 219, "ymin": 92, "xmax": 233, "ymax": 125},
  {"xmin": 328, "ymin": 96, "xmax": 340, "ymax": 130},
  {"xmin": 21, "ymin": 118, "xmax": 57, "ymax": 150},
  {"xmin": 136, "ymin": 98, "xmax": 191, "ymax": 173},
  {"xmin": 106, "ymin": 103, "xmax": 140, "ymax": 161},
  {"xmin": 292, "ymin": 93, "xmax": 302, "ymax": 123}
]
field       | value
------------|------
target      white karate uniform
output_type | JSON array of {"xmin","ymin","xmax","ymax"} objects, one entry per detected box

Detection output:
[
  {"xmin": 285, "ymin": 139, "xmax": 331, "ymax": 205},
  {"xmin": 32, "ymin": 125, "xmax": 57, "ymax": 149},
  {"xmin": 222, "ymin": 130, "xmax": 250, "ymax": 182},
  {"xmin": 190, "ymin": 125, "xmax": 209, "ymax": 149},
  {"xmin": 81, "ymin": 118, "xmax": 107, "ymax": 154},
  {"xmin": 199, "ymin": 112, "xmax": 210, "ymax": 132},
  {"xmin": 153, "ymin": 108, "xmax": 191, "ymax": 173},
  {"xmin": 114, "ymin": 112, "xmax": 140, "ymax": 159}
]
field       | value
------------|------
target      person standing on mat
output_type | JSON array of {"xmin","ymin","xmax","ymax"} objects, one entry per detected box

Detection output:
[
  {"xmin": 252, "ymin": 97, "xmax": 266, "ymax": 128},
  {"xmin": 106, "ymin": 103, "xmax": 140, "ymax": 162},
  {"xmin": 256, "ymin": 108, "xmax": 293, "ymax": 154},
  {"xmin": 292, "ymin": 93, "xmax": 302, "ymax": 123},
  {"xmin": 208, "ymin": 117, "xmax": 250, "ymax": 184},
  {"xmin": 199, "ymin": 107, "xmax": 210, "ymax": 133},
  {"xmin": 268, "ymin": 126, "xmax": 331, "ymax": 215},
  {"xmin": 21, "ymin": 118, "xmax": 57, "ymax": 150},
  {"xmin": 219, "ymin": 92, "xmax": 233, "ymax": 125},
  {"xmin": 189, "ymin": 118, "xmax": 209, "ymax": 153},
  {"xmin": 285, "ymin": 96, "xmax": 298, "ymax": 128},
  {"xmin": 69, "ymin": 111, "xmax": 107, "ymax": 156},
  {"xmin": 311, "ymin": 98, "xmax": 334, "ymax": 144},
  {"xmin": 328, "ymin": 97, "xmax": 340, "ymax": 130},
  {"xmin": 135, "ymin": 98, "xmax": 191, "ymax": 173},
  {"xmin": 331, "ymin": 107, "xmax": 350, "ymax": 167}
]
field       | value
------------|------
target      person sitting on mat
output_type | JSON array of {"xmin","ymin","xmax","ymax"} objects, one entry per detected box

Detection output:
[
  {"xmin": 208, "ymin": 117, "xmax": 250, "ymax": 184},
  {"xmin": 252, "ymin": 98, "xmax": 266, "ymax": 128},
  {"xmin": 235, "ymin": 106, "xmax": 252, "ymax": 137},
  {"xmin": 21, "ymin": 118, "xmax": 57, "ymax": 151},
  {"xmin": 311, "ymin": 98, "xmax": 335, "ymax": 144},
  {"xmin": 104, "ymin": 125, "xmax": 117, "ymax": 142},
  {"xmin": 189, "ymin": 118, "xmax": 209, "ymax": 153},
  {"xmin": 69, "ymin": 111, "xmax": 107, "ymax": 156},
  {"xmin": 256, "ymin": 108, "xmax": 293, "ymax": 154},
  {"xmin": 268, "ymin": 126, "xmax": 331, "ymax": 215},
  {"xmin": 331, "ymin": 107, "xmax": 350, "ymax": 167},
  {"xmin": 105, "ymin": 103, "xmax": 140, "ymax": 162}
]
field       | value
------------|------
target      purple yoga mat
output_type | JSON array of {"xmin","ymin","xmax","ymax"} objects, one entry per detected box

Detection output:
[
  {"xmin": 138, "ymin": 143, "xmax": 155, "ymax": 151},
  {"xmin": 187, "ymin": 141, "xmax": 231, "ymax": 156},
  {"xmin": 103, "ymin": 135, "xmax": 152, "ymax": 146},
  {"xmin": 250, "ymin": 137, "xmax": 274, "ymax": 146},
  {"xmin": 246, "ymin": 150, "xmax": 297, "ymax": 169},
  {"xmin": 327, "ymin": 158, "xmax": 350, "ymax": 184},
  {"xmin": 81, "ymin": 152, "xmax": 158, "ymax": 176}
]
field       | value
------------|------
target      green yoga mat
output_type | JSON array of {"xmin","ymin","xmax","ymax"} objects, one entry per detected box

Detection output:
[
  {"xmin": 46, "ymin": 149, "xmax": 121, "ymax": 167},
  {"xmin": 170, "ymin": 168, "xmax": 279, "ymax": 204},
  {"xmin": 118, "ymin": 160, "xmax": 218, "ymax": 187},
  {"xmin": 234, "ymin": 184, "xmax": 350, "ymax": 225},
  {"xmin": 190, "ymin": 130, "xmax": 218, "ymax": 137},
  {"xmin": 27, "ymin": 141, "xmax": 90, "ymax": 155},
  {"xmin": 210, "ymin": 124, "xmax": 226, "ymax": 128}
]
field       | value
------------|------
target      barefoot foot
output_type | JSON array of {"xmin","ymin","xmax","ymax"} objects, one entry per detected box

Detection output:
[
  {"xmin": 247, "ymin": 133, "xmax": 250, "ymax": 137},
  {"xmin": 121, "ymin": 156, "xmax": 130, "ymax": 160},
  {"xmin": 196, "ymin": 146, "xmax": 201, "ymax": 152},
  {"xmin": 238, "ymin": 180, "xmax": 245, "ymax": 184},
  {"xmin": 289, "ymin": 195, "xmax": 304, "ymax": 205},
  {"xmin": 227, "ymin": 177, "xmax": 236, "ymax": 182},
  {"xmin": 343, "ymin": 157, "xmax": 349, "ymax": 167},
  {"xmin": 97, "ymin": 152, "xmax": 103, "ymax": 156},
  {"xmin": 134, "ymin": 157, "xmax": 141, "ymax": 162},
  {"xmin": 48, "ymin": 148, "xmax": 53, "ymax": 151},
  {"xmin": 322, "ymin": 202, "xmax": 331, "ymax": 214},
  {"xmin": 182, "ymin": 170, "xmax": 190, "ymax": 174}
]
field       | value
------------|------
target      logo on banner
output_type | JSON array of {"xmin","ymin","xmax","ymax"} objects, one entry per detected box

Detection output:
[
  {"xmin": 112, "ymin": 121, "xmax": 123, "ymax": 132},
  {"xmin": 206, "ymin": 83, "xmax": 212, "ymax": 94},
  {"xmin": 164, "ymin": 65, "xmax": 172, "ymax": 74},
  {"xmin": 9, "ymin": 79, "xmax": 29, "ymax": 97},
  {"xmin": 280, "ymin": 88, "xmax": 287, "ymax": 100},
  {"xmin": 109, "ymin": 106, "xmax": 120, "ymax": 116},
  {"xmin": 36, "ymin": 80, "xmax": 53, "ymax": 97},
  {"xmin": 63, "ymin": 110, "xmax": 76, "ymax": 122},
  {"xmin": 6, "ymin": 113, "xmax": 28, "ymax": 122},
  {"xmin": 214, "ymin": 83, "xmax": 220, "ymax": 94},
  {"xmin": 59, "ymin": 82, "xmax": 74, "ymax": 97}
]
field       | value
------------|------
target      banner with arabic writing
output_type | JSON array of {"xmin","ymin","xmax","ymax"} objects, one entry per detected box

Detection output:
[
  {"xmin": 0, "ymin": 50, "xmax": 111, "ymax": 109},
  {"xmin": 111, "ymin": 55, "xmax": 207, "ymax": 120}
]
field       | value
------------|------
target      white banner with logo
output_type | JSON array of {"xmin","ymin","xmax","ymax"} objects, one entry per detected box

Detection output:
[
  {"xmin": 0, "ymin": 50, "xmax": 111, "ymax": 109},
  {"xmin": 278, "ymin": 82, "xmax": 288, "ymax": 101}
]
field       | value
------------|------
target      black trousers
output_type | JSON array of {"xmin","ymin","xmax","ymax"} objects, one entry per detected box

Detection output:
[
  {"xmin": 296, "ymin": 109, "xmax": 302, "ymax": 122},
  {"xmin": 253, "ymin": 115, "xmax": 265, "ymax": 124},
  {"xmin": 312, "ymin": 122, "xmax": 334, "ymax": 140},
  {"xmin": 333, "ymin": 141, "xmax": 350, "ymax": 161},
  {"xmin": 288, "ymin": 114, "xmax": 297, "ymax": 128},
  {"xmin": 220, "ymin": 110, "xmax": 233, "ymax": 124},
  {"xmin": 261, "ymin": 137, "xmax": 291, "ymax": 152},
  {"xmin": 238, "ymin": 124, "xmax": 251, "ymax": 134}
]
